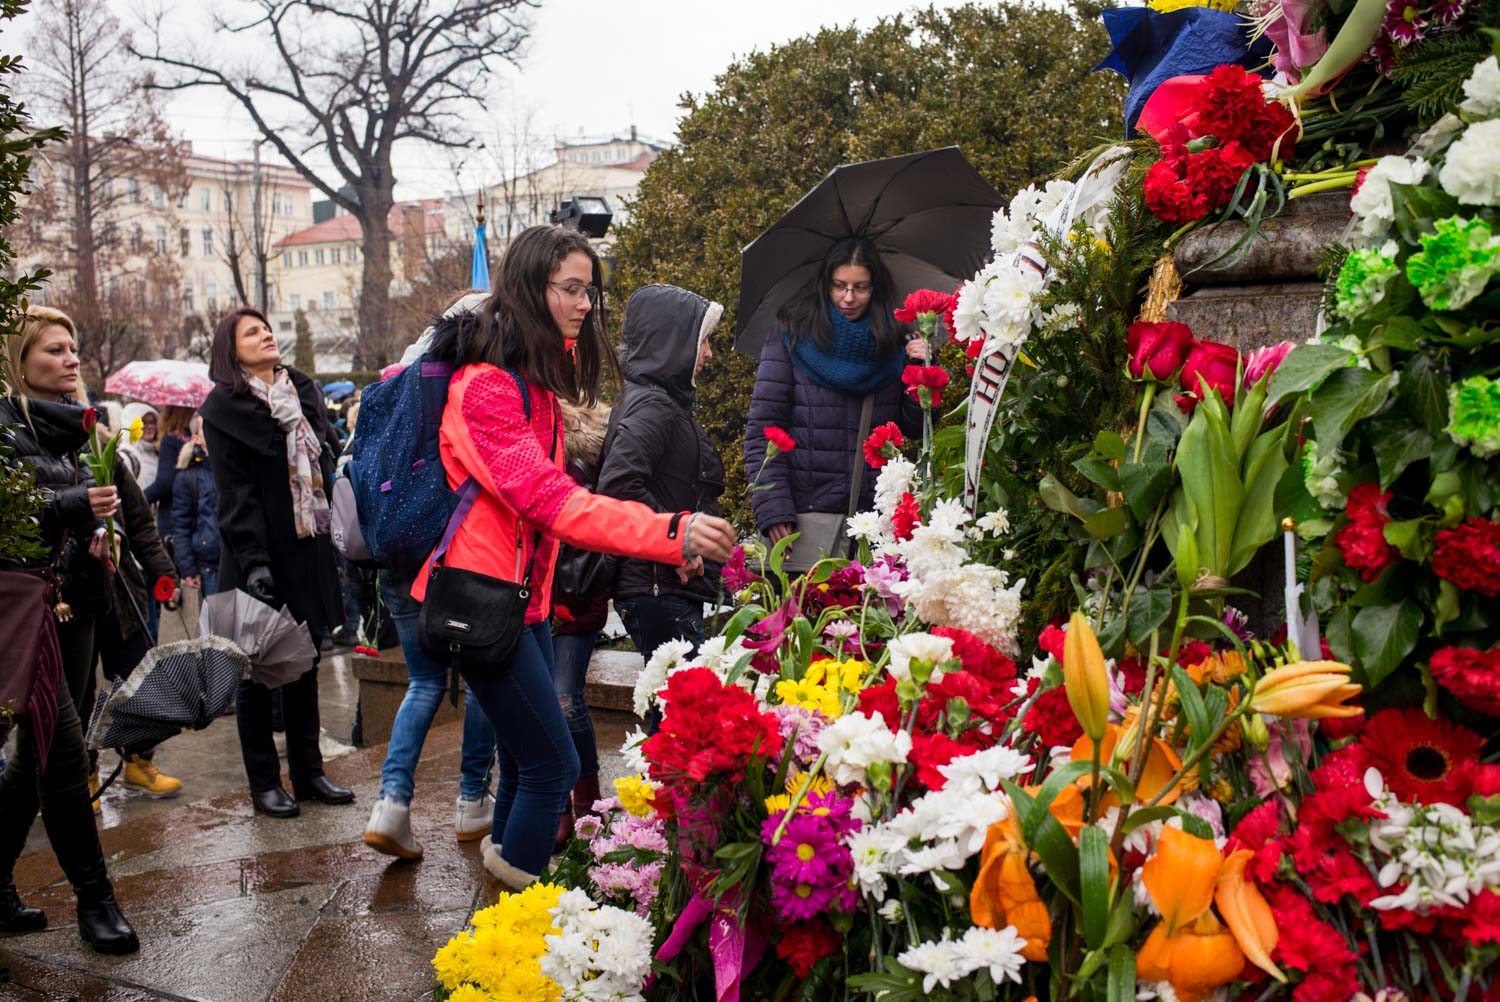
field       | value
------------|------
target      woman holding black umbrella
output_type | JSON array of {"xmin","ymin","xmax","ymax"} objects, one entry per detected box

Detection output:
[
  {"xmin": 199, "ymin": 307, "xmax": 353, "ymax": 819},
  {"xmin": 743, "ymin": 237, "xmax": 926, "ymax": 560}
]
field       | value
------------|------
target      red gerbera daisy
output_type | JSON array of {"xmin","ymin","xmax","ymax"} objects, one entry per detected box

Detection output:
[{"xmin": 1359, "ymin": 707, "xmax": 1484, "ymax": 806}]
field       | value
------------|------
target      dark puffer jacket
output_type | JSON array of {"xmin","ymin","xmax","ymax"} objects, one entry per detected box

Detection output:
[
  {"xmin": 742, "ymin": 333, "xmax": 922, "ymax": 535},
  {"xmin": 0, "ymin": 394, "xmax": 112, "ymax": 615},
  {"xmin": 109, "ymin": 464, "xmax": 176, "ymax": 641},
  {"xmin": 596, "ymin": 284, "xmax": 726, "ymax": 603},
  {"xmin": 170, "ymin": 447, "xmax": 219, "ymax": 578}
]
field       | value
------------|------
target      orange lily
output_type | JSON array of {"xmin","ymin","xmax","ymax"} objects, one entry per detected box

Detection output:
[
  {"xmin": 1249, "ymin": 660, "xmax": 1362, "ymax": 719},
  {"xmin": 970, "ymin": 815, "xmax": 1051, "ymax": 962},
  {"xmin": 1136, "ymin": 912, "xmax": 1246, "ymax": 1002},
  {"xmin": 1215, "ymin": 849, "xmax": 1285, "ymax": 981},
  {"xmin": 1064, "ymin": 611, "xmax": 1110, "ymax": 741},
  {"xmin": 1142, "ymin": 826, "xmax": 1222, "ymax": 936},
  {"xmin": 1071, "ymin": 723, "xmax": 1185, "ymax": 806}
]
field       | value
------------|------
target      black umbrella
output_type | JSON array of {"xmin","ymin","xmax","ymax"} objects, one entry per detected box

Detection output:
[
  {"xmin": 87, "ymin": 635, "xmax": 247, "ymax": 753},
  {"xmin": 734, "ymin": 147, "xmax": 1004, "ymax": 356}
]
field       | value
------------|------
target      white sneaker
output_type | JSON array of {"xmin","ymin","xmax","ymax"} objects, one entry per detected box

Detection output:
[
  {"xmin": 362, "ymin": 797, "xmax": 423, "ymax": 860},
  {"xmin": 455, "ymin": 793, "xmax": 494, "ymax": 843}
]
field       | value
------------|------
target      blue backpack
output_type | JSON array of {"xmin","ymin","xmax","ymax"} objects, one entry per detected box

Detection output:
[{"xmin": 341, "ymin": 361, "xmax": 531, "ymax": 572}]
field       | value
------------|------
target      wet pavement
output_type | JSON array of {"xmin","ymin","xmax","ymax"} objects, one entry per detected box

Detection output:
[{"xmin": 1, "ymin": 590, "xmax": 635, "ymax": 1001}]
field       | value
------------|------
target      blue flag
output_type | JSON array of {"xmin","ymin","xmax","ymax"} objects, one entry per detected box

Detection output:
[{"xmin": 470, "ymin": 221, "xmax": 490, "ymax": 291}]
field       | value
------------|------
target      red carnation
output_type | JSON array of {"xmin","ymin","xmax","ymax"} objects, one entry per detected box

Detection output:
[
  {"xmin": 863, "ymin": 422, "xmax": 904, "ymax": 469},
  {"xmin": 1433, "ymin": 517, "xmax": 1500, "ymax": 598},
  {"xmin": 553, "ymin": 603, "xmax": 575, "ymax": 624},
  {"xmin": 153, "ymin": 575, "xmax": 177, "ymax": 603},
  {"xmin": 943, "ymin": 285, "xmax": 962, "ymax": 337},
  {"xmin": 901, "ymin": 365, "xmax": 950, "ymax": 409},
  {"xmin": 1179, "ymin": 339, "xmax": 1240, "ymax": 406},
  {"xmin": 932, "ymin": 626, "xmax": 1016, "ymax": 685},
  {"xmin": 893, "ymin": 289, "xmax": 956, "ymax": 327},
  {"xmin": 1144, "ymin": 157, "xmax": 1211, "ymax": 224},
  {"xmin": 891, "ymin": 492, "xmax": 921, "ymax": 541},
  {"xmin": 354, "ymin": 644, "xmax": 380, "ymax": 657},
  {"xmin": 1126, "ymin": 320, "xmax": 1195, "ymax": 381},
  {"xmin": 762, "ymin": 426, "xmax": 797, "ymax": 457},
  {"xmin": 1037, "ymin": 623, "xmax": 1067, "ymax": 662},
  {"xmin": 1336, "ymin": 482, "xmax": 1400, "ymax": 583},
  {"xmin": 1360, "ymin": 707, "xmax": 1483, "ymax": 807},
  {"xmin": 1183, "ymin": 142, "xmax": 1258, "ymax": 207},
  {"xmin": 1020, "ymin": 678, "xmax": 1084, "ymax": 748},
  {"xmin": 775, "ymin": 917, "xmax": 840, "ymax": 976},
  {"xmin": 1429, "ymin": 645, "xmax": 1500, "ymax": 717},
  {"xmin": 643, "ymin": 667, "xmax": 783, "ymax": 786}
]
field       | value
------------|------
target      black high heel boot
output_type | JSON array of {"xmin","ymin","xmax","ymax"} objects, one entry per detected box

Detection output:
[
  {"xmin": 0, "ymin": 881, "xmax": 46, "ymax": 933},
  {"xmin": 76, "ymin": 879, "xmax": 138, "ymax": 955}
]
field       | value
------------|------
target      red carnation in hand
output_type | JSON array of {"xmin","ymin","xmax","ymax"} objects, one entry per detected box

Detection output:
[
  {"xmin": 153, "ymin": 575, "xmax": 177, "ymax": 603},
  {"xmin": 1429, "ymin": 645, "xmax": 1500, "ymax": 716},
  {"xmin": 775, "ymin": 918, "xmax": 840, "ymax": 977},
  {"xmin": 891, "ymin": 492, "xmax": 921, "ymax": 541},
  {"xmin": 863, "ymin": 422, "xmax": 904, "ymax": 469},
  {"xmin": 894, "ymin": 289, "xmax": 956, "ymax": 327},
  {"xmin": 1433, "ymin": 517, "xmax": 1500, "ymax": 598},
  {"xmin": 1179, "ymin": 339, "xmax": 1240, "ymax": 406},
  {"xmin": 762, "ymin": 426, "xmax": 796, "ymax": 458},
  {"xmin": 354, "ymin": 645, "xmax": 381, "ymax": 657},
  {"xmin": 901, "ymin": 365, "xmax": 950, "ymax": 409},
  {"xmin": 1126, "ymin": 321, "xmax": 1195, "ymax": 381},
  {"xmin": 553, "ymin": 603, "xmax": 575, "ymax": 624},
  {"xmin": 1336, "ymin": 482, "xmax": 1400, "ymax": 583}
]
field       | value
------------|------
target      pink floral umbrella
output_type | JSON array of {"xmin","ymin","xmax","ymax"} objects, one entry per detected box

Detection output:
[{"xmin": 104, "ymin": 359, "xmax": 213, "ymax": 408}]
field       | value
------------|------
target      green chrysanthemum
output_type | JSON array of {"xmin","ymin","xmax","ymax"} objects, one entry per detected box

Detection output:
[
  {"xmin": 1405, "ymin": 216, "xmax": 1500, "ymax": 311},
  {"xmin": 1302, "ymin": 439, "xmax": 1344, "ymax": 509},
  {"xmin": 1447, "ymin": 375, "xmax": 1500, "ymax": 458},
  {"xmin": 1334, "ymin": 243, "xmax": 1400, "ymax": 320}
]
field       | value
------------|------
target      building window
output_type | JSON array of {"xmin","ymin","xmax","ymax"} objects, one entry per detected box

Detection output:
[
  {"xmin": 127, "ymin": 178, "xmax": 141, "ymax": 204},
  {"xmin": 202, "ymin": 229, "xmax": 213, "ymax": 256},
  {"xmin": 331, "ymin": 247, "xmax": 340, "ymax": 264},
  {"xmin": 206, "ymin": 280, "xmax": 217, "ymax": 308},
  {"xmin": 152, "ymin": 183, "xmax": 164, "ymax": 208},
  {"xmin": 289, "ymin": 293, "xmax": 302, "ymax": 309},
  {"xmin": 183, "ymin": 283, "xmax": 194, "ymax": 310},
  {"xmin": 180, "ymin": 227, "xmax": 190, "ymax": 256},
  {"xmin": 282, "ymin": 252, "xmax": 291, "ymax": 267},
  {"xmin": 314, "ymin": 248, "xmax": 325, "ymax": 266},
  {"xmin": 348, "ymin": 244, "xmax": 359, "ymax": 261},
  {"xmin": 199, "ymin": 188, "xmax": 210, "ymax": 211},
  {"xmin": 223, "ymin": 190, "xmax": 233, "ymax": 213},
  {"xmin": 130, "ymin": 224, "xmax": 143, "ymax": 252},
  {"xmin": 322, "ymin": 290, "xmax": 335, "ymax": 310},
  {"xmin": 155, "ymin": 224, "xmax": 168, "ymax": 254},
  {"xmin": 298, "ymin": 250, "xmax": 308, "ymax": 267}
]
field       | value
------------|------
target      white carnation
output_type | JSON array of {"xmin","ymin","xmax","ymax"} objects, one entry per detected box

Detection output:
[
  {"xmin": 1459, "ymin": 55, "xmax": 1500, "ymax": 118},
  {"xmin": 886, "ymin": 632, "xmax": 956, "ymax": 683},
  {"xmin": 1349, "ymin": 156, "xmax": 1431, "ymax": 241},
  {"xmin": 816, "ymin": 710, "xmax": 911, "ymax": 787},
  {"xmin": 1439, "ymin": 119, "xmax": 1500, "ymax": 205}
]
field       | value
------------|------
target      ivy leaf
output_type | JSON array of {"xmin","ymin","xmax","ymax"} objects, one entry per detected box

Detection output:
[
  {"xmin": 1397, "ymin": 353, "xmax": 1450, "ymax": 434},
  {"xmin": 1094, "ymin": 429, "xmax": 1127, "ymax": 461},
  {"xmin": 1368, "ymin": 414, "xmax": 1434, "ymax": 488},
  {"xmin": 1119, "ymin": 460, "xmax": 1172, "ymax": 523},
  {"xmin": 1352, "ymin": 600, "xmax": 1424, "ymax": 688},
  {"xmin": 1311, "ymin": 367, "xmax": 1397, "ymax": 449},
  {"xmin": 1126, "ymin": 585, "xmax": 1175, "ymax": 648}
]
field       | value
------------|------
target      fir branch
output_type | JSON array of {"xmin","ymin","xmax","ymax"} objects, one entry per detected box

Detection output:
[{"xmin": 1391, "ymin": 32, "xmax": 1491, "ymax": 120}]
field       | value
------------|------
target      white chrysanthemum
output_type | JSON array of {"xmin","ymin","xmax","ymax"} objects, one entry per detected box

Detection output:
[
  {"xmin": 897, "ymin": 522, "xmax": 968, "ymax": 580},
  {"xmin": 816, "ymin": 710, "xmax": 911, "ymax": 787},
  {"xmin": 619, "ymin": 726, "xmax": 650, "ymax": 774},
  {"xmin": 846, "ymin": 510, "xmax": 893, "ymax": 547},
  {"xmin": 876, "ymin": 898, "xmax": 904, "ymax": 923},
  {"xmin": 1350, "ymin": 156, "xmax": 1431, "ymax": 241},
  {"xmin": 899, "ymin": 937, "xmax": 969, "ymax": 993},
  {"xmin": 1459, "ymin": 55, "xmax": 1500, "ymax": 118},
  {"xmin": 884, "ymin": 786, "xmax": 1007, "ymax": 863},
  {"xmin": 990, "ymin": 206, "xmax": 1023, "ymax": 257},
  {"xmin": 951, "ymin": 275, "xmax": 987, "ymax": 344},
  {"xmin": 938, "ymin": 745, "xmax": 1033, "ymax": 794},
  {"xmin": 630, "ymin": 638, "xmax": 695, "ymax": 717},
  {"xmin": 980, "ymin": 267, "xmax": 1044, "ymax": 344},
  {"xmin": 886, "ymin": 632, "xmax": 956, "ymax": 683},
  {"xmin": 925, "ymin": 497, "xmax": 972, "ymax": 540},
  {"xmin": 1439, "ymin": 119, "xmax": 1500, "ymax": 205},
  {"xmin": 975, "ymin": 507, "xmax": 1011, "ymax": 536},
  {"xmin": 896, "ymin": 563, "xmax": 1025, "ymax": 654},
  {"xmin": 1364, "ymin": 766, "xmax": 1500, "ymax": 911},
  {"xmin": 846, "ymin": 826, "xmax": 897, "ymax": 900},
  {"xmin": 953, "ymin": 925, "xmax": 1028, "ymax": 985},
  {"xmin": 541, "ymin": 896, "xmax": 654, "ymax": 1002},
  {"xmin": 873, "ymin": 457, "xmax": 917, "ymax": 517},
  {"xmin": 695, "ymin": 634, "xmax": 752, "ymax": 681}
]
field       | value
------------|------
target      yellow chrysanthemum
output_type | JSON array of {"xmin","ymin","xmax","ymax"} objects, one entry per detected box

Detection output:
[
  {"xmin": 764, "ymin": 792, "xmax": 792, "ymax": 813},
  {"xmin": 1148, "ymin": 0, "xmax": 1238, "ymax": 10},
  {"xmin": 774, "ymin": 676, "xmax": 841, "ymax": 718},
  {"xmin": 613, "ymin": 774, "xmax": 657, "ymax": 817},
  {"xmin": 435, "ymin": 885, "xmax": 564, "ymax": 1001},
  {"xmin": 764, "ymin": 771, "xmax": 836, "ymax": 814},
  {"xmin": 431, "ymin": 932, "xmax": 471, "ymax": 991},
  {"xmin": 812, "ymin": 658, "xmax": 871, "ymax": 693},
  {"xmin": 445, "ymin": 985, "xmax": 494, "ymax": 1002}
]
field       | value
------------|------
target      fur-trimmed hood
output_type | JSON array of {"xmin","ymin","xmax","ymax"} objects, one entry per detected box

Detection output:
[{"xmin": 559, "ymin": 399, "xmax": 610, "ymax": 465}]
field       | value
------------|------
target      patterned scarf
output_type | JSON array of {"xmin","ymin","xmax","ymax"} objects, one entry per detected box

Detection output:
[
  {"xmin": 245, "ymin": 368, "xmax": 329, "ymax": 539},
  {"xmin": 785, "ymin": 301, "xmax": 904, "ymax": 394}
]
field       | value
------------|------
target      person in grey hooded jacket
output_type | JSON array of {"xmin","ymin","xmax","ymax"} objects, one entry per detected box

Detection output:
[{"xmin": 595, "ymin": 284, "xmax": 726, "ymax": 693}]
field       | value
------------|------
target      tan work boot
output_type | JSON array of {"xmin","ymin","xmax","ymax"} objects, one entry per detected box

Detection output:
[
  {"xmin": 88, "ymin": 768, "xmax": 101, "ymax": 815},
  {"xmin": 122, "ymin": 755, "xmax": 182, "ymax": 798}
]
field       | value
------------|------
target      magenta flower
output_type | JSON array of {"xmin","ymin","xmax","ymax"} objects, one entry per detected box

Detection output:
[
  {"xmin": 764, "ymin": 812, "xmax": 839, "ymax": 884},
  {"xmin": 770, "ymin": 877, "xmax": 840, "ymax": 922},
  {"xmin": 1244, "ymin": 340, "xmax": 1295, "ymax": 386},
  {"xmin": 800, "ymin": 790, "xmax": 860, "ymax": 839},
  {"xmin": 1430, "ymin": 0, "xmax": 1467, "ymax": 22},
  {"xmin": 722, "ymin": 545, "xmax": 759, "ymax": 593},
  {"xmin": 1383, "ymin": 0, "xmax": 1427, "ymax": 44}
]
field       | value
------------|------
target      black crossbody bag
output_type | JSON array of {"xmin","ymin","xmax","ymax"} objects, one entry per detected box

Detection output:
[{"xmin": 417, "ymin": 368, "xmax": 556, "ymax": 673}]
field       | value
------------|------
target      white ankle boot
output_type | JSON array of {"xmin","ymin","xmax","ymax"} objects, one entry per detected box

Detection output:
[
  {"xmin": 454, "ymin": 792, "xmax": 494, "ymax": 842},
  {"xmin": 363, "ymin": 797, "xmax": 423, "ymax": 860},
  {"xmin": 479, "ymin": 835, "xmax": 539, "ymax": 891}
]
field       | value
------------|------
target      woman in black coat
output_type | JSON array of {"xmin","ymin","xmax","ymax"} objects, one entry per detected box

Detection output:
[
  {"xmin": 198, "ymin": 307, "xmax": 352, "ymax": 819},
  {"xmin": 0, "ymin": 305, "xmax": 138, "ymax": 954}
]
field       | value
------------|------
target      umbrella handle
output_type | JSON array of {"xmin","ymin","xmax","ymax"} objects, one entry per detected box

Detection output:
[{"xmin": 92, "ymin": 756, "xmax": 125, "ymax": 801}]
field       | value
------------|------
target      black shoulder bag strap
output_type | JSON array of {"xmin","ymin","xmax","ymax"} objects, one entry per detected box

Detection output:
[{"xmin": 847, "ymin": 394, "xmax": 876, "ymax": 520}]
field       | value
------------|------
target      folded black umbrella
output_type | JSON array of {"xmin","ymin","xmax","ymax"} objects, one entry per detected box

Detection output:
[
  {"xmin": 735, "ymin": 147, "xmax": 1004, "ymax": 356},
  {"xmin": 87, "ymin": 635, "xmax": 247, "ymax": 752}
]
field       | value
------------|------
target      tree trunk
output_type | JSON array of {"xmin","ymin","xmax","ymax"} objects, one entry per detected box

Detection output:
[
  {"xmin": 354, "ymin": 187, "xmax": 395, "ymax": 370},
  {"xmin": 68, "ymin": 137, "xmax": 101, "ymax": 372}
]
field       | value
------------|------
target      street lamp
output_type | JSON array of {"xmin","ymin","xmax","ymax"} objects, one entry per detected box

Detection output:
[{"xmin": 550, "ymin": 195, "xmax": 612, "ymax": 238}]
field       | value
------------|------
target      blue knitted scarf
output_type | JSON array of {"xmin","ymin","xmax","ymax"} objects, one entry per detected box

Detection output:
[{"xmin": 785, "ymin": 302, "xmax": 903, "ymax": 394}]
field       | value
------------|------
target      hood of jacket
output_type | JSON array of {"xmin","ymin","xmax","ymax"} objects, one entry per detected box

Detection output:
[
  {"xmin": 618, "ymin": 284, "xmax": 723, "ymax": 406},
  {"xmin": 559, "ymin": 399, "xmax": 610, "ymax": 466},
  {"xmin": 120, "ymin": 401, "xmax": 158, "ymax": 430}
]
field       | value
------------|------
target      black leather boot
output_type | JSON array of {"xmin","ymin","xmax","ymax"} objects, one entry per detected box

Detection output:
[
  {"xmin": 0, "ymin": 881, "xmax": 46, "ymax": 933},
  {"xmin": 76, "ymin": 879, "xmax": 138, "ymax": 955},
  {"xmin": 291, "ymin": 775, "xmax": 354, "ymax": 805}
]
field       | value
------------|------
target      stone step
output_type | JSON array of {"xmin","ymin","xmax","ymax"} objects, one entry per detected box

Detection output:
[{"xmin": 351, "ymin": 644, "xmax": 644, "ymax": 746}]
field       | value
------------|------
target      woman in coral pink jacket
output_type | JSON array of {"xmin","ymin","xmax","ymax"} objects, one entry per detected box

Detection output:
[{"xmin": 408, "ymin": 226, "xmax": 735, "ymax": 887}]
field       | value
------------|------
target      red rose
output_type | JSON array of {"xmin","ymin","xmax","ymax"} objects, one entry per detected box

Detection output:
[
  {"xmin": 153, "ymin": 575, "xmax": 177, "ymax": 603},
  {"xmin": 1433, "ymin": 517, "xmax": 1500, "ymax": 598},
  {"xmin": 1429, "ymin": 645, "xmax": 1500, "ymax": 716},
  {"xmin": 1143, "ymin": 157, "xmax": 1210, "ymax": 224},
  {"xmin": 762, "ymin": 426, "xmax": 796, "ymax": 456},
  {"xmin": 1178, "ymin": 339, "xmax": 1240, "ymax": 406},
  {"xmin": 81, "ymin": 407, "xmax": 98, "ymax": 434},
  {"xmin": 863, "ymin": 422, "xmax": 904, "ymax": 469},
  {"xmin": 1335, "ymin": 482, "xmax": 1399, "ymax": 583},
  {"xmin": 1126, "ymin": 321, "xmax": 1195, "ymax": 381},
  {"xmin": 893, "ymin": 289, "xmax": 956, "ymax": 326},
  {"xmin": 901, "ymin": 365, "xmax": 950, "ymax": 409},
  {"xmin": 774, "ymin": 918, "xmax": 840, "ymax": 977},
  {"xmin": 891, "ymin": 492, "xmax": 921, "ymax": 541}
]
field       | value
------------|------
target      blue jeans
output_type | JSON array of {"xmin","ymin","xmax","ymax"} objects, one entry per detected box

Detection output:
[
  {"xmin": 462, "ymin": 621, "xmax": 580, "ymax": 876},
  {"xmin": 378, "ymin": 571, "xmax": 497, "ymax": 804},
  {"xmin": 550, "ymin": 632, "xmax": 599, "ymax": 778},
  {"xmin": 200, "ymin": 565, "xmax": 219, "ymax": 597}
]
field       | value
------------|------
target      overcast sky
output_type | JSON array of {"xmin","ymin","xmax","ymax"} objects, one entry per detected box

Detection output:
[{"xmin": 5, "ymin": 0, "xmax": 968, "ymax": 201}]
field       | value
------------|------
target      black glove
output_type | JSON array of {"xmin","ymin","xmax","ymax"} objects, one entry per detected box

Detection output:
[{"xmin": 244, "ymin": 566, "xmax": 277, "ymax": 606}]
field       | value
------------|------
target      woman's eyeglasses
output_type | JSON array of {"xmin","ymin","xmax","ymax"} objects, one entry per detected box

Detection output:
[
  {"xmin": 831, "ymin": 281, "xmax": 873, "ymax": 297},
  {"xmin": 548, "ymin": 282, "xmax": 601, "ymax": 307}
]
